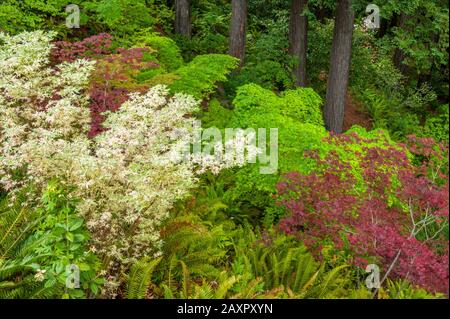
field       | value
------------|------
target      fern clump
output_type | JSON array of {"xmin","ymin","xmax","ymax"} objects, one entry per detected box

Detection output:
[
  {"xmin": 0, "ymin": 181, "xmax": 103, "ymax": 299},
  {"xmin": 125, "ymin": 257, "xmax": 162, "ymax": 299},
  {"xmin": 231, "ymin": 228, "xmax": 352, "ymax": 298},
  {"xmin": 136, "ymin": 52, "xmax": 238, "ymax": 100},
  {"xmin": 170, "ymin": 54, "xmax": 239, "ymax": 99}
]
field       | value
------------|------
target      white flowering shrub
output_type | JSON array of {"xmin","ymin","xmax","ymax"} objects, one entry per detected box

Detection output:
[
  {"xmin": 0, "ymin": 31, "xmax": 255, "ymax": 289},
  {"xmin": 189, "ymin": 129, "xmax": 261, "ymax": 175},
  {"xmin": 0, "ymin": 31, "xmax": 95, "ymax": 191},
  {"xmin": 84, "ymin": 87, "xmax": 200, "ymax": 271}
]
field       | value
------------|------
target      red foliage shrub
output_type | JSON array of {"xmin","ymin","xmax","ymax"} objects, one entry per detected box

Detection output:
[
  {"xmin": 87, "ymin": 47, "xmax": 158, "ymax": 137},
  {"xmin": 276, "ymin": 133, "xmax": 449, "ymax": 294},
  {"xmin": 51, "ymin": 33, "xmax": 114, "ymax": 63},
  {"xmin": 51, "ymin": 34, "xmax": 159, "ymax": 137}
]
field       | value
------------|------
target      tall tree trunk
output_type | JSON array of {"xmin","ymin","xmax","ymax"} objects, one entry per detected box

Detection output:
[
  {"xmin": 289, "ymin": 0, "xmax": 308, "ymax": 87},
  {"xmin": 323, "ymin": 0, "xmax": 354, "ymax": 133},
  {"xmin": 393, "ymin": 12, "xmax": 409, "ymax": 76},
  {"xmin": 229, "ymin": 0, "xmax": 247, "ymax": 66},
  {"xmin": 175, "ymin": 0, "xmax": 191, "ymax": 38},
  {"xmin": 378, "ymin": 17, "xmax": 388, "ymax": 38},
  {"xmin": 315, "ymin": 6, "xmax": 327, "ymax": 23}
]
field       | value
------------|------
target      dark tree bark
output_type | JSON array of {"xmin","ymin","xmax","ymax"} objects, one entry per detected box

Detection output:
[
  {"xmin": 175, "ymin": 0, "xmax": 191, "ymax": 38},
  {"xmin": 323, "ymin": 0, "xmax": 354, "ymax": 133},
  {"xmin": 229, "ymin": 0, "xmax": 248, "ymax": 66},
  {"xmin": 378, "ymin": 17, "xmax": 388, "ymax": 38},
  {"xmin": 289, "ymin": 0, "xmax": 308, "ymax": 87},
  {"xmin": 393, "ymin": 12, "xmax": 409, "ymax": 76},
  {"xmin": 314, "ymin": 6, "xmax": 327, "ymax": 23}
]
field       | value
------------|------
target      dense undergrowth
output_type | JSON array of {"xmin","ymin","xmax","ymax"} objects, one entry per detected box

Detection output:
[{"xmin": 0, "ymin": 0, "xmax": 448, "ymax": 299}]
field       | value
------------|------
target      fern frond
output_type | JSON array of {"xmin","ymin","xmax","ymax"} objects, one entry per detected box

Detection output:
[{"xmin": 125, "ymin": 257, "xmax": 162, "ymax": 299}]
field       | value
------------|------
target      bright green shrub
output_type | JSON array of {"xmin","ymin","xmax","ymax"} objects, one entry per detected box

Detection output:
[
  {"xmin": 221, "ymin": 84, "xmax": 398, "ymax": 225},
  {"xmin": 84, "ymin": 0, "xmax": 154, "ymax": 36},
  {"xmin": 223, "ymin": 121, "xmax": 327, "ymax": 221},
  {"xmin": 279, "ymin": 89, "xmax": 325, "ymax": 126},
  {"xmin": 0, "ymin": 0, "xmax": 169, "ymax": 39},
  {"xmin": 169, "ymin": 54, "xmax": 239, "ymax": 99},
  {"xmin": 215, "ymin": 84, "xmax": 327, "ymax": 223},
  {"xmin": 137, "ymin": 35, "xmax": 184, "ymax": 72},
  {"xmin": 0, "ymin": 0, "xmax": 77, "ymax": 36},
  {"xmin": 231, "ymin": 83, "xmax": 324, "ymax": 127},
  {"xmin": 422, "ymin": 104, "xmax": 449, "ymax": 142},
  {"xmin": 137, "ymin": 54, "xmax": 238, "ymax": 99},
  {"xmin": 200, "ymin": 99, "xmax": 234, "ymax": 129},
  {"xmin": 0, "ymin": 3, "xmax": 30, "ymax": 34}
]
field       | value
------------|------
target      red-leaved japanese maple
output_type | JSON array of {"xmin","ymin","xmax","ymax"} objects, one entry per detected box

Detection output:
[
  {"xmin": 276, "ymin": 133, "xmax": 449, "ymax": 294},
  {"xmin": 51, "ymin": 34, "xmax": 159, "ymax": 137},
  {"xmin": 51, "ymin": 33, "xmax": 114, "ymax": 63}
]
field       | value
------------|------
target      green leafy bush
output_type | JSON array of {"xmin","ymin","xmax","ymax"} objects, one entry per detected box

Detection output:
[
  {"xmin": 0, "ymin": 181, "xmax": 103, "ymax": 299},
  {"xmin": 221, "ymin": 84, "xmax": 327, "ymax": 223},
  {"xmin": 169, "ymin": 54, "xmax": 239, "ymax": 99},
  {"xmin": 0, "ymin": 0, "xmax": 78, "ymax": 36},
  {"xmin": 231, "ymin": 83, "xmax": 324, "ymax": 127},
  {"xmin": 137, "ymin": 34, "xmax": 184, "ymax": 72},
  {"xmin": 84, "ymin": 0, "xmax": 154, "ymax": 36},
  {"xmin": 200, "ymin": 99, "xmax": 234, "ymax": 129},
  {"xmin": 136, "ymin": 53, "xmax": 238, "ymax": 100},
  {"xmin": 221, "ymin": 83, "xmax": 399, "ymax": 225},
  {"xmin": 422, "ymin": 104, "xmax": 449, "ymax": 142}
]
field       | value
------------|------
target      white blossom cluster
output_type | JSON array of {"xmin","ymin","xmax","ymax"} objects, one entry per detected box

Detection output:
[
  {"xmin": 189, "ymin": 129, "xmax": 261, "ymax": 175},
  {"xmin": 0, "ymin": 30, "xmax": 94, "ymax": 192},
  {"xmin": 0, "ymin": 31, "xmax": 258, "ymax": 288}
]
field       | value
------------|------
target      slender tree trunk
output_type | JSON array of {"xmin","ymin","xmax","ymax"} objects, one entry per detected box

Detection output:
[
  {"xmin": 289, "ymin": 0, "xmax": 308, "ymax": 87},
  {"xmin": 229, "ymin": 0, "xmax": 247, "ymax": 66},
  {"xmin": 323, "ymin": 0, "xmax": 354, "ymax": 133},
  {"xmin": 175, "ymin": 0, "xmax": 191, "ymax": 38},
  {"xmin": 393, "ymin": 12, "xmax": 409, "ymax": 76},
  {"xmin": 378, "ymin": 17, "xmax": 388, "ymax": 38},
  {"xmin": 315, "ymin": 6, "xmax": 327, "ymax": 23}
]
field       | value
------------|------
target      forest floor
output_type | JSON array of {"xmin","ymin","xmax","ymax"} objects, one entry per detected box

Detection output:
[{"xmin": 343, "ymin": 91, "xmax": 373, "ymax": 131}]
